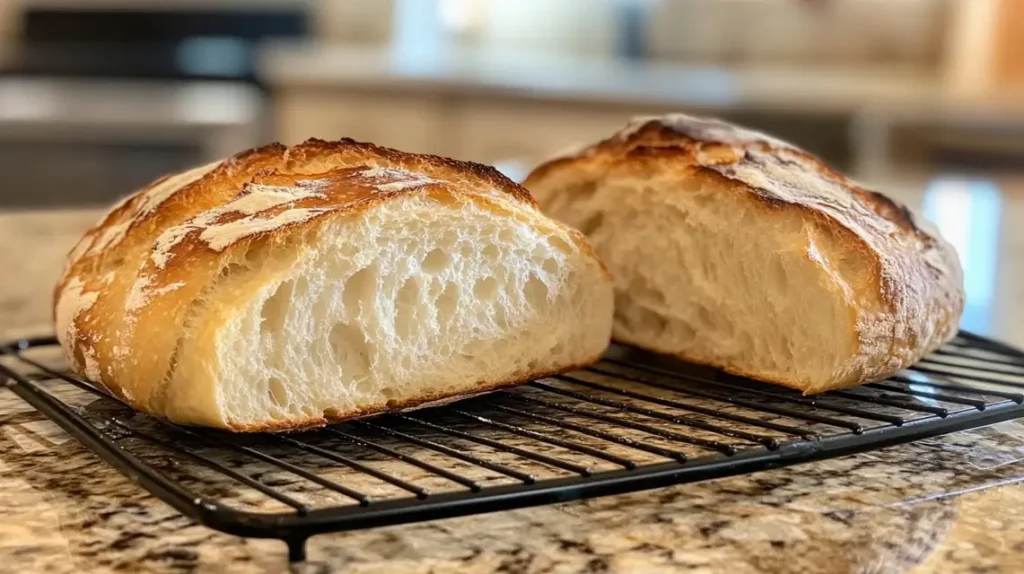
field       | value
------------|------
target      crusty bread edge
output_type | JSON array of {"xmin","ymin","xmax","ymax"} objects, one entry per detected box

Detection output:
[{"xmin": 612, "ymin": 331, "xmax": 914, "ymax": 395}]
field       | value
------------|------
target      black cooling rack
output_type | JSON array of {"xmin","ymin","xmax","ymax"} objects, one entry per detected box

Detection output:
[{"xmin": 3, "ymin": 332, "xmax": 1024, "ymax": 562}]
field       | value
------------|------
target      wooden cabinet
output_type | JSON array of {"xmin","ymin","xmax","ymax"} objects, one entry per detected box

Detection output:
[
  {"xmin": 992, "ymin": 0, "xmax": 1024, "ymax": 89},
  {"xmin": 941, "ymin": 0, "xmax": 1024, "ymax": 94}
]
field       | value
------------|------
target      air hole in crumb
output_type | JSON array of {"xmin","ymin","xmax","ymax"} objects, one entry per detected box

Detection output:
[
  {"xmin": 268, "ymin": 377, "xmax": 287, "ymax": 407},
  {"xmin": 422, "ymin": 248, "xmax": 449, "ymax": 274},
  {"xmin": 474, "ymin": 276, "xmax": 499, "ymax": 300},
  {"xmin": 440, "ymin": 231, "xmax": 459, "ymax": 248},
  {"xmin": 395, "ymin": 277, "xmax": 420, "ymax": 339},
  {"xmin": 343, "ymin": 266, "xmax": 377, "ymax": 317},
  {"xmin": 499, "ymin": 228, "xmax": 516, "ymax": 242},
  {"xmin": 241, "ymin": 246, "xmax": 263, "ymax": 266},
  {"xmin": 524, "ymin": 275, "xmax": 548, "ymax": 307},
  {"xmin": 542, "ymin": 258, "xmax": 559, "ymax": 275},
  {"xmin": 494, "ymin": 304, "xmax": 508, "ymax": 329},
  {"xmin": 482, "ymin": 245, "xmax": 501, "ymax": 261},
  {"xmin": 381, "ymin": 387, "xmax": 398, "ymax": 399},
  {"xmin": 329, "ymin": 322, "xmax": 372, "ymax": 378},
  {"xmin": 436, "ymin": 283, "xmax": 459, "ymax": 321},
  {"xmin": 354, "ymin": 378, "xmax": 374, "ymax": 395},
  {"xmin": 261, "ymin": 280, "xmax": 294, "ymax": 336}
]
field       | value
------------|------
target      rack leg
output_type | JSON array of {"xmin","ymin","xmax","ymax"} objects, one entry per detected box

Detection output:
[{"xmin": 286, "ymin": 537, "xmax": 307, "ymax": 563}]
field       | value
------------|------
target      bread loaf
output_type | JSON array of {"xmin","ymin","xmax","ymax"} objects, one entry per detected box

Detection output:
[
  {"xmin": 523, "ymin": 114, "xmax": 964, "ymax": 393},
  {"xmin": 55, "ymin": 138, "xmax": 614, "ymax": 431}
]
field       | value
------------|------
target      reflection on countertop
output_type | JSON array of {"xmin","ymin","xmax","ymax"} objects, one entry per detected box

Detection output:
[{"xmin": 1, "ymin": 173, "xmax": 1024, "ymax": 572}]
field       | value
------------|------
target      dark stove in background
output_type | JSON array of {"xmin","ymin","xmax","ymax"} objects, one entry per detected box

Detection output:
[
  {"xmin": 12, "ymin": 6, "xmax": 308, "ymax": 83},
  {"xmin": 0, "ymin": 4, "xmax": 310, "ymax": 208}
]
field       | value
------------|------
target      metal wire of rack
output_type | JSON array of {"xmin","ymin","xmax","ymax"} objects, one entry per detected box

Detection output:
[{"xmin": 2, "ymin": 331, "xmax": 1024, "ymax": 562}]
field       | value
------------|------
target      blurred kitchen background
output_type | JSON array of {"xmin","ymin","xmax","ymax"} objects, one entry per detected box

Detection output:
[{"xmin": 0, "ymin": 0, "xmax": 1021, "ymax": 335}]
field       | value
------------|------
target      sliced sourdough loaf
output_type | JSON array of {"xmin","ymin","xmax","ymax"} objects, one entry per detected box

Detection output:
[
  {"xmin": 55, "ymin": 138, "xmax": 613, "ymax": 430},
  {"xmin": 523, "ymin": 114, "xmax": 964, "ymax": 393}
]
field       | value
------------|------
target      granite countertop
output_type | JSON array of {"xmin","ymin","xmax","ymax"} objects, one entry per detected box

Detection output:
[{"xmin": 2, "ymin": 174, "xmax": 1024, "ymax": 573}]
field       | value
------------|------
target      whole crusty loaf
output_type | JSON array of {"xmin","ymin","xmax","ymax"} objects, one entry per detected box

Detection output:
[
  {"xmin": 55, "ymin": 138, "xmax": 614, "ymax": 431},
  {"xmin": 523, "ymin": 114, "xmax": 964, "ymax": 394}
]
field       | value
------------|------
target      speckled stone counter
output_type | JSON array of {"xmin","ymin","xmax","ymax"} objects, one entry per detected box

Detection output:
[{"xmin": 2, "ymin": 190, "xmax": 1024, "ymax": 573}]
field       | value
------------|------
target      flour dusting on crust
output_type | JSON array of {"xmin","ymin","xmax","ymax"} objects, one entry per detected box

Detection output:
[
  {"xmin": 133, "ymin": 160, "xmax": 223, "ymax": 219},
  {"xmin": 82, "ymin": 346, "xmax": 102, "ymax": 382},
  {"xmin": 201, "ymin": 208, "xmax": 331, "ymax": 251},
  {"xmin": 619, "ymin": 113, "xmax": 796, "ymax": 150},
  {"xmin": 149, "ymin": 182, "xmax": 327, "ymax": 269},
  {"xmin": 151, "ymin": 226, "xmax": 195, "ymax": 269},
  {"xmin": 147, "ymin": 168, "xmax": 440, "ymax": 266},
  {"xmin": 64, "ymin": 234, "xmax": 96, "ymax": 272},
  {"xmin": 83, "ymin": 160, "xmax": 222, "ymax": 258},
  {"xmin": 125, "ymin": 277, "xmax": 187, "ymax": 315},
  {"xmin": 124, "ymin": 274, "xmax": 154, "ymax": 314},
  {"xmin": 54, "ymin": 276, "xmax": 99, "ymax": 366},
  {"xmin": 358, "ymin": 166, "xmax": 440, "ymax": 192}
]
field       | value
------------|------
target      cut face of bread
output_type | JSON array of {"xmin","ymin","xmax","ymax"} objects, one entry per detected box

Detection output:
[
  {"xmin": 170, "ymin": 193, "xmax": 610, "ymax": 429},
  {"xmin": 55, "ymin": 139, "xmax": 613, "ymax": 430},
  {"xmin": 523, "ymin": 114, "xmax": 964, "ymax": 393},
  {"xmin": 581, "ymin": 173, "xmax": 864, "ymax": 390}
]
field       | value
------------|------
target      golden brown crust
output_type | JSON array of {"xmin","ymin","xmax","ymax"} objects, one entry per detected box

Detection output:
[
  {"xmin": 54, "ymin": 137, "xmax": 595, "ymax": 429},
  {"xmin": 524, "ymin": 113, "xmax": 965, "ymax": 392}
]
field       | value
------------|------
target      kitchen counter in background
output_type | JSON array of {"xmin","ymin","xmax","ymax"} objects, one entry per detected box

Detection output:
[
  {"xmin": 260, "ymin": 43, "xmax": 1024, "ymax": 182},
  {"xmin": 2, "ymin": 173, "xmax": 1024, "ymax": 572},
  {"xmin": 261, "ymin": 44, "xmax": 940, "ymax": 114}
]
